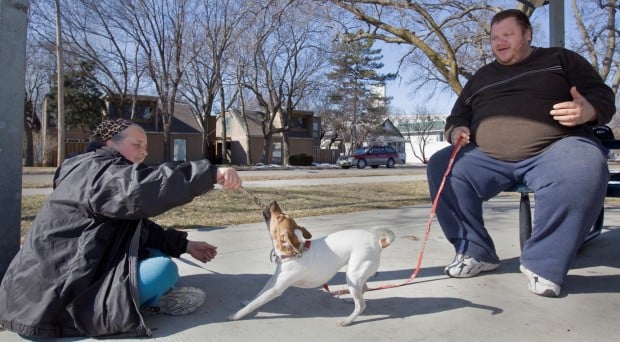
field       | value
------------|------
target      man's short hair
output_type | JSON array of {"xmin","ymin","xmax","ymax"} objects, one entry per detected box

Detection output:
[{"xmin": 491, "ymin": 9, "xmax": 532, "ymax": 34}]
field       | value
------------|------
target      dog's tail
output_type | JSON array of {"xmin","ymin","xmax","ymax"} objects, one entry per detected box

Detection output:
[{"xmin": 372, "ymin": 227, "xmax": 395, "ymax": 248}]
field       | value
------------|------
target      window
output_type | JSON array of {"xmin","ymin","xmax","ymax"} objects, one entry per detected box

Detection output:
[
  {"xmin": 313, "ymin": 122, "xmax": 319, "ymax": 138},
  {"xmin": 272, "ymin": 142, "xmax": 282, "ymax": 164},
  {"xmin": 108, "ymin": 101, "xmax": 155, "ymax": 123},
  {"xmin": 222, "ymin": 116, "xmax": 232, "ymax": 136},
  {"xmin": 291, "ymin": 117, "xmax": 306, "ymax": 129},
  {"xmin": 173, "ymin": 139, "xmax": 187, "ymax": 162}
]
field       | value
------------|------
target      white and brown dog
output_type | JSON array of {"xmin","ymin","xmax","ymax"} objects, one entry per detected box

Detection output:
[{"xmin": 229, "ymin": 201, "xmax": 395, "ymax": 326}]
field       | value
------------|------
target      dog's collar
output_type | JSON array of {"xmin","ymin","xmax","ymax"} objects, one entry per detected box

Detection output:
[{"xmin": 273, "ymin": 240, "xmax": 311, "ymax": 263}]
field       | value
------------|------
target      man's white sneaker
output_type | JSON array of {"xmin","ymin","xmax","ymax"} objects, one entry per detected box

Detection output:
[
  {"xmin": 444, "ymin": 254, "xmax": 499, "ymax": 278},
  {"xmin": 146, "ymin": 286, "xmax": 206, "ymax": 315},
  {"xmin": 520, "ymin": 265, "xmax": 561, "ymax": 297}
]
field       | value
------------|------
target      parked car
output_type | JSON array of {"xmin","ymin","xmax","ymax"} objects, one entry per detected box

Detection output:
[{"xmin": 337, "ymin": 145, "xmax": 402, "ymax": 169}]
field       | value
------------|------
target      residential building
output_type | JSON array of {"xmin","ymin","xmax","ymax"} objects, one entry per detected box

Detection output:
[
  {"xmin": 366, "ymin": 118, "xmax": 407, "ymax": 163},
  {"xmin": 214, "ymin": 109, "xmax": 329, "ymax": 165},
  {"xmin": 41, "ymin": 94, "xmax": 207, "ymax": 165},
  {"xmin": 392, "ymin": 114, "xmax": 449, "ymax": 164}
]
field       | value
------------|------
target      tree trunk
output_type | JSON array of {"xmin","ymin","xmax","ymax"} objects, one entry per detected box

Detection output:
[
  {"xmin": 262, "ymin": 133, "xmax": 272, "ymax": 164},
  {"xmin": 281, "ymin": 130, "xmax": 289, "ymax": 165},
  {"xmin": 41, "ymin": 97, "xmax": 49, "ymax": 166},
  {"xmin": 219, "ymin": 86, "xmax": 228, "ymax": 164},
  {"xmin": 202, "ymin": 129, "xmax": 209, "ymax": 160},
  {"xmin": 23, "ymin": 125, "xmax": 34, "ymax": 166},
  {"xmin": 163, "ymin": 119, "xmax": 171, "ymax": 162}
]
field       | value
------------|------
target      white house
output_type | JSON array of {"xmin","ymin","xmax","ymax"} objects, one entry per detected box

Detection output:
[{"xmin": 391, "ymin": 114, "xmax": 449, "ymax": 164}]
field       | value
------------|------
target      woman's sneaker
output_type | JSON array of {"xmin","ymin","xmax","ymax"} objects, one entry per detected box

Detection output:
[
  {"xmin": 444, "ymin": 254, "xmax": 499, "ymax": 278},
  {"xmin": 520, "ymin": 265, "xmax": 561, "ymax": 297},
  {"xmin": 147, "ymin": 286, "xmax": 206, "ymax": 315}
]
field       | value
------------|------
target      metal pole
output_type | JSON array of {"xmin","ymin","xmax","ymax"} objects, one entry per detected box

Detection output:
[
  {"xmin": 548, "ymin": 0, "xmax": 565, "ymax": 47},
  {"xmin": 0, "ymin": 0, "xmax": 28, "ymax": 279}
]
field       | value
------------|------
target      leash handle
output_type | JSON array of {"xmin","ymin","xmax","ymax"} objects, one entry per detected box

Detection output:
[{"xmin": 324, "ymin": 137, "xmax": 465, "ymax": 295}]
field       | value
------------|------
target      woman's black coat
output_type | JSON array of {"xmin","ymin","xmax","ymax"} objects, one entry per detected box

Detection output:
[{"xmin": 0, "ymin": 147, "xmax": 218, "ymax": 337}]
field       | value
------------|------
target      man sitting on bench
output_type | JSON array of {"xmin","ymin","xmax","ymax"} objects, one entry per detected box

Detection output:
[{"xmin": 426, "ymin": 9, "xmax": 616, "ymax": 297}]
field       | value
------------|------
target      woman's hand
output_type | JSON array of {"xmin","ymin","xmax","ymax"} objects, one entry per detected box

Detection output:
[
  {"xmin": 216, "ymin": 168, "xmax": 242, "ymax": 190},
  {"xmin": 186, "ymin": 240, "xmax": 218, "ymax": 263}
]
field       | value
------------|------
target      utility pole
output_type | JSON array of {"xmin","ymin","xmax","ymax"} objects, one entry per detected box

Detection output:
[
  {"xmin": 548, "ymin": 0, "xmax": 564, "ymax": 48},
  {"xmin": 54, "ymin": 0, "xmax": 65, "ymax": 166},
  {"xmin": 516, "ymin": 0, "xmax": 564, "ymax": 48},
  {"xmin": 0, "ymin": 0, "xmax": 28, "ymax": 279}
]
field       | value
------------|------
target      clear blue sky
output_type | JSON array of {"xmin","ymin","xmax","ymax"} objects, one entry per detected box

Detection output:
[{"xmin": 378, "ymin": 42, "xmax": 456, "ymax": 115}]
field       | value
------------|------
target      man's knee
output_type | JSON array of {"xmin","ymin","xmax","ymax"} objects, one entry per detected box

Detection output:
[{"xmin": 427, "ymin": 146, "xmax": 452, "ymax": 175}]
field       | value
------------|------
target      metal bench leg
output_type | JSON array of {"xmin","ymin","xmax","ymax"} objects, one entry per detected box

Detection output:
[
  {"xmin": 519, "ymin": 196, "xmax": 604, "ymax": 251},
  {"xmin": 518, "ymin": 192, "xmax": 532, "ymax": 250},
  {"xmin": 580, "ymin": 206, "xmax": 604, "ymax": 250}
]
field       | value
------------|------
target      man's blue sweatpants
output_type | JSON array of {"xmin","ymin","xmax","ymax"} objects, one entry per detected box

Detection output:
[{"xmin": 426, "ymin": 136, "xmax": 608, "ymax": 285}]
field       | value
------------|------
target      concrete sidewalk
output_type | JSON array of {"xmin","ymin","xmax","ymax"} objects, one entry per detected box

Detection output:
[{"xmin": 3, "ymin": 194, "xmax": 620, "ymax": 341}]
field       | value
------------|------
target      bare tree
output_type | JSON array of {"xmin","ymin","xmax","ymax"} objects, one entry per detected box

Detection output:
[
  {"xmin": 115, "ymin": 0, "xmax": 196, "ymax": 161},
  {"xmin": 23, "ymin": 96, "xmax": 40, "ymax": 166},
  {"xmin": 61, "ymin": 0, "xmax": 146, "ymax": 112},
  {"xmin": 326, "ymin": 0, "xmax": 504, "ymax": 96},
  {"xmin": 570, "ymin": 0, "xmax": 619, "ymax": 94},
  {"xmin": 326, "ymin": 0, "xmax": 617, "ymax": 100},
  {"xmin": 24, "ymin": 9, "xmax": 54, "ymax": 166},
  {"xmin": 180, "ymin": 0, "xmax": 247, "ymax": 160},
  {"xmin": 397, "ymin": 111, "xmax": 442, "ymax": 164},
  {"xmin": 243, "ymin": 0, "xmax": 330, "ymax": 164}
]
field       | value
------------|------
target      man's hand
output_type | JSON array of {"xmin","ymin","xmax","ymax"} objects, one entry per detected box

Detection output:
[
  {"xmin": 550, "ymin": 86, "xmax": 597, "ymax": 127},
  {"xmin": 217, "ymin": 167, "xmax": 242, "ymax": 190},
  {"xmin": 447, "ymin": 126, "xmax": 471, "ymax": 146},
  {"xmin": 186, "ymin": 241, "xmax": 218, "ymax": 263}
]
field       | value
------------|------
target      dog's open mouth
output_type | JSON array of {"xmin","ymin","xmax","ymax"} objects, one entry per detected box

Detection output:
[{"xmin": 262, "ymin": 200, "xmax": 280, "ymax": 228}]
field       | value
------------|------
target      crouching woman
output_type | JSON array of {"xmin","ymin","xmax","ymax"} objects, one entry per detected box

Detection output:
[{"xmin": 0, "ymin": 119, "xmax": 241, "ymax": 337}]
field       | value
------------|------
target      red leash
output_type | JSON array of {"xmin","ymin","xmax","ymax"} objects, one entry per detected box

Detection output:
[{"xmin": 323, "ymin": 137, "xmax": 464, "ymax": 296}]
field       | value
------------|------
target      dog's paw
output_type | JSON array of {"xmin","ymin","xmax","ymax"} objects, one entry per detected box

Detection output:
[
  {"xmin": 228, "ymin": 314, "xmax": 240, "ymax": 321},
  {"xmin": 338, "ymin": 320, "xmax": 352, "ymax": 327}
]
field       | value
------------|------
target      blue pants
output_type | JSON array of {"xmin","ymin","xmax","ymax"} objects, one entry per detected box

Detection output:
[
  {"xmin": 138, "ymin": 249, "xmax": 179, "ymax": 306},
  {"xmin": 427, "ymin": 136, "xmax": 608, "ymax": 285}
]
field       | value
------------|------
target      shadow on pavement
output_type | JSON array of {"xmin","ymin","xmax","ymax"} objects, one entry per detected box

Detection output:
[{"xmin": 144, "ymin": 271, "xmax": 502, "ymax": 338}]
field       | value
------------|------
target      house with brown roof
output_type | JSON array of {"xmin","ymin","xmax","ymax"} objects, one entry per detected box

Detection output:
[
  {"xmin": 214, "ymin": 109, "xmax": 328, "ymax": 165},
  {"xmin": 45, "ymin": 94, "xmax": 208, "ymax": 165}
]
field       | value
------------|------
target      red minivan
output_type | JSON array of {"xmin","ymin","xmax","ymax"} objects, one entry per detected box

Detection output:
[{"xmin": 337, "ymin": 145, "xmax": 402, "ymax": 169}]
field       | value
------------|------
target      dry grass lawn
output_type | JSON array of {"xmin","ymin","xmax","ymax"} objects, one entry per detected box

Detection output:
[{"xmin": 20, "ymin": 181, "xmax": 431, "ymax": 239}]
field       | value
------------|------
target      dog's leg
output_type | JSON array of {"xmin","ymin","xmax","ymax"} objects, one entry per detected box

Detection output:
[
  {"xmin": 228, "ymin": 273, "xmax": 296, "ymax": 321},
  {"xmin": 338, "ymin": 260, "xmax": 379, "ymax": 326},
  {"xmin": 239, "ymin": 271, "xmax": 279, "ymax": 306},
  {"xmin": 339, "ymin": 282, "xmax": 366, "ymax": 327}
]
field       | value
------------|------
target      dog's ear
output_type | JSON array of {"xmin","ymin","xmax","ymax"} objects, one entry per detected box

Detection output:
[
  {"xmin": 283, "ymin": 230, "xmax": 302, "ymax": 254},
  {"xmin": 297, "ymin": 226, "xmax": 312, "ymax": 239}
]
